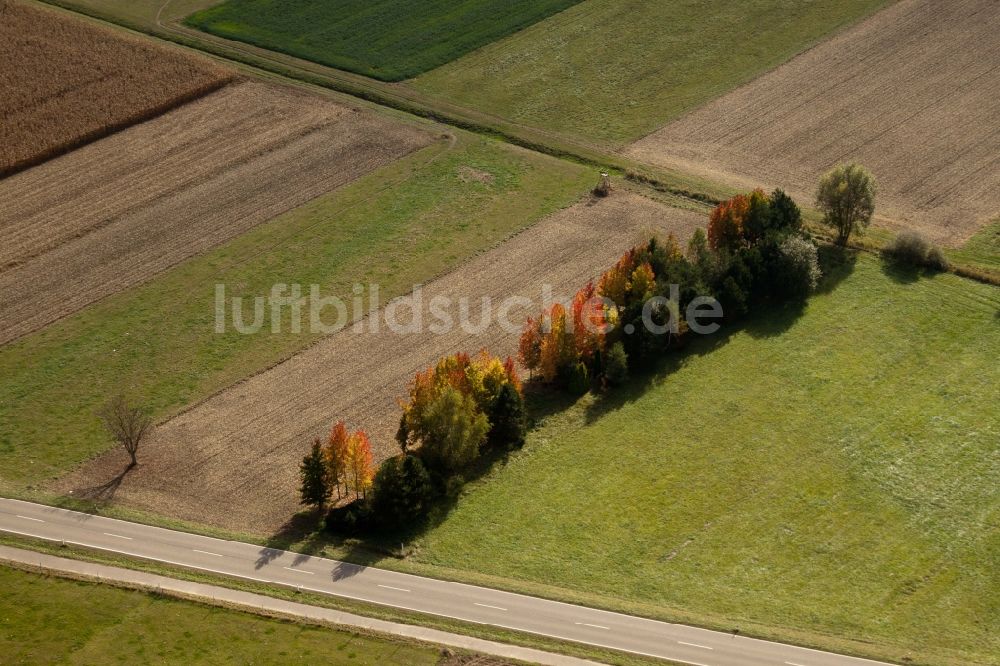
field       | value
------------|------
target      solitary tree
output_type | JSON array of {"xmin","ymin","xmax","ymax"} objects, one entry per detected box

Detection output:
[
  {"xmin": 99, "ymin": 394, "xmax": 152, "ymax": 468},
  {"xmin": 816, "ymin": 163, "xmax": 876, "ymax": 245},
  {"xmin": 299, "ymin": 439, "xmax": 329, "ymax": 510}
]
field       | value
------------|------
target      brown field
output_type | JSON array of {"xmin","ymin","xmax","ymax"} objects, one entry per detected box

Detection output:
[
  {"xmin": 0, "ymin": 81, "xmax": 433, "ymax": 344},
  {"xmin": 626, "ymin": 0, "xmax": 1000, "ymax": 247},
  {"xmin": 0, "ymin": 0, "xmax": 234, "ymax": 177},
  {"xmin": 60, "ymin": 192, "xmax": 705, "ymax": 534}
]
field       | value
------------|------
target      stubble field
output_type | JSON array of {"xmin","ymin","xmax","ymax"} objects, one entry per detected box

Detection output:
[
  {"xmin": 627, "ymin": 0, "xmax": 1000, "ymax": 246},
  {"xmin": 0, "ymin": 80, "xmax": 432, "ymax": 344},
  {"xmin": 0, "ymin": 0, "xmax": 233, "ymax": 177},
  {"xmin": 60, "ymin": 193, "xmax": 705, "ymax": 534}
]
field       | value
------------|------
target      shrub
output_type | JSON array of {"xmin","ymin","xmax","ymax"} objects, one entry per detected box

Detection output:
[
  {"xmin": 604, "ymin": 341, "xmax": 628, "ymax": 387},
  {"xmin": 371, "ymin": 455, "xmax": 433, "ymax": 531},
  {"xmin": 884, "ymin": 231, "xmax": 949, "ymax": 271},
  {"xmin": 325, "ymin": 498, "xmax": 374, "ymax": 536},
  {"xmin": 566, "ymin": 361, "xmax": 590, "ymax": 396},
  {"xmin": 775, "ymin": 236, "xmax": 822, "ymax": 299}
]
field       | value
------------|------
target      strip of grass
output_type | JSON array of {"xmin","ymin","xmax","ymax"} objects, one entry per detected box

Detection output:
[
  {"xmin": 401, "ymin": 255, "xmax": 1000, "ymax": 666},
  {"xmin": 948, "ymin": 220, "xmax": 1000, "ymax": 276},
  {"xmin": 186, "ymin": 0, "xmax": 583, "ymax": 81},
  {"xmin": 414, "ymin": 0, "xmax": 891, "ymax": 146},
  {"xmin": 0, "ymin": 564, "xmax": 442, "ymax": 665},
  {"xmin": 0, "ymin": 134, "xmax": 591, "ymax": 491},
  {"xmin": 0, "ymin": 534, "xmax": 667, "ymax": 666}
]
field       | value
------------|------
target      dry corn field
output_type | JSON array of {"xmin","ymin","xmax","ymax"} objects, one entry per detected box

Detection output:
[
  {"xmin": 0, "ymin": 81, "xmax": 433, "ymax": 344},
  {"xmin": 0, "ymin": 0, "xmax": 234, "ymax": 177},
  {"xmin": 60, "ymin": 193, "xmax": 706, "ymax": 534},
  {"xmin": 627, "ymin": 0, "xmax": 1000, "ymax": 247}
]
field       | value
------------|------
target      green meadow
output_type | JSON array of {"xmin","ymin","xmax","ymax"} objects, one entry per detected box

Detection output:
[
  {"xmin": 407, "ymin": 255, "xmax": 1000, "ymax": 665},
  {"xmin": 414, "ymin": 0, "xmax": 890, "ymax": 145}
]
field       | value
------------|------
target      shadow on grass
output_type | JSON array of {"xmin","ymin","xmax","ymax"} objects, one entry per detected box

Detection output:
[
  {"xmin": 879, "ymin": 256, "xmax": 950, "ymax": 285},
  {"xmin": 267, "ymin": 243, "xmax": 861, "ymax": 562}
]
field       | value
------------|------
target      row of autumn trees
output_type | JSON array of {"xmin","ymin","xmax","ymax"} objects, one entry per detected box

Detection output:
[
  {"xmin": 301, "ymin": 351, "xmax": 526, "ymax": 534},
  {"xmin": 300, "ymin": 173, "xmax": 874, "ymax": 535},
  {"xmin": 518, "ymin": 188, "xmax": 821, "ymax": 391}
]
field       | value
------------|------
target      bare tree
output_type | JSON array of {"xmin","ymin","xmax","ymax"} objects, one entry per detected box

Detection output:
[{"xmin": 99, "ymin": 395, "xmax": 152, "ymax": 468}]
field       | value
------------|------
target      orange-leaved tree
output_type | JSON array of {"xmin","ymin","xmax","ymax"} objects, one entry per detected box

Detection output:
[
  {"xmin": 322, "ymin": 420, "xmax": 351, "ymax": 500},
  {"xmin": 345, "ymin": 429, "xmax": 374, "ymax": 499},
  {"xmin": 707, "ymin": 193, "xmax": 750, "ymax": 253},
  {"xmin": 397, "ymin": 350, "xmax": 521, "ymax": 467}
]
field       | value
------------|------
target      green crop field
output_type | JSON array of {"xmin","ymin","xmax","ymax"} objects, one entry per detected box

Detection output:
[
  {"xmin": 413, "ymin": 0, "xmax": 891, "ymax": 146},
  {"xmin": 186, "ymin": 0, "xmax": 583, "ymax": 81},
  {"xmin": 0, "ymin": 565, "xmax": 440, "ymax": 665},
  {"xmin": 0, "ymin": 134, "xmax": 590, "ymax": 492},
  {"xmin": 405, "ymin": 255, "xmax": 1000, "ymax": 665}
]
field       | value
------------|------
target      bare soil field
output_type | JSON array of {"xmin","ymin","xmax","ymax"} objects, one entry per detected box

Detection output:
[
  {"xmin": 0, "ymin": 0, "xmax": 233, "ymax": 177},
  {"xmin": 0, "ymin": 80, "xmax": 432, "ymax": 344},
  {"xmin": 626, "ymin": 0, "xmax": 1000, "ymax": 247},
  {"xmin": 60, "ymin": 192, "xmax": 705, "ymax": 534}
]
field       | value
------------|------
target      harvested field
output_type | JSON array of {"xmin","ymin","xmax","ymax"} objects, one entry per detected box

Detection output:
[
  {"xmin": 60, "ymin": 193, "xmax": 705, "ymax": 534},
  {"xmin": 626, "ymin": 0, "xmax": 1000, "ymax": 247},
  {"xmin": 0, "ymin": 80, "xmax": 432, "ymax": 344},
  {"xmin": 0, "ymin": 0, "xmax": 233, "ymax": 177}
]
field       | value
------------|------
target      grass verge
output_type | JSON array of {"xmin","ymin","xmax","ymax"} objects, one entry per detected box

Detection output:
[
  {"xmin": 0, "ymin": 533, "xmax": 670, "ymax": 666},
  {"xmin": 0, "ymin": 561, "xmax": 445, "ymax": 665}
]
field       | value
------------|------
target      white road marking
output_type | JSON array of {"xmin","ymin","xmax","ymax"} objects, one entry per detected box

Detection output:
[
  {"xmin": 283, "ymin": 566, "xmax": 314, "ymax": 575},
  {"xmin": 474, "ymin": 602, "xmax": 507, "ymax": 611},
  {"xmin": 377, "ymin": 584, "xmax": 411, "ymax": 592},
  {"xmin": 785, "ymin": 662, "xmax": 809, "ymax": 666},
  {"xmin": 575, "ymin": 622, "xmax": 610, "ymax": 630},
  {"xmin": 678, "ymin": 641, "xmax": 713, "ymax": 650},
  {"xmin": 102, "ymin": 532, "xmax": 132, "ymax": 540},
  {"xmin": 15, "ymin": 515, "xmax": 44, "ymax": 523},
  {"xmin": 192, "ymin": 549, "xmax": 222, "ymax": 557}
]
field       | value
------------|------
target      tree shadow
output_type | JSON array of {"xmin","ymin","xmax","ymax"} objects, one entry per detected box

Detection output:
[
  {"xmin": 878, "ymin": 256, "xmax": 948, "ymax": 285},
  {"xmin": 274, "ymin": 243, "xmax": 861, "ymax": 561},
  {"xmin": 256, "ymin": 508, "xmax": 336, "ymax": 569},
  {"xmin": 815, "ymin": 244, "xmax": 859, "ymax": 295},
  {"xmin": 68, "ymin": 464, "xmax": 133, "ymax": 503}
]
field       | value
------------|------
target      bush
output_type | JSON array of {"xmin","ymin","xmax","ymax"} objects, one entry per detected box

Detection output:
[
  {"xmin": 371, "ymin": 455, "xmax": 433, "ymax": 531},
  {"xmin": 604, "ymin": 341, "xmax": 628, "ymax": 387},
  {"xmin": 775, "ymin": 236, "xmax": 822, "ymax": 300},
  {"xmin": 565, "ymin": 360, "xmax": 590, "ymax": 396},
  {"xmin": 325, "ymin": 498, "xmax": 374, "ymax": 536},
  {"xmin": 884, "ymin": 231, "xmax": 949, "ymax": 271}
]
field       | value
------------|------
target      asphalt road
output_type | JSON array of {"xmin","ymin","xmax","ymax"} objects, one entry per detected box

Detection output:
[{"xmin": 0, "ymin": 498, "xmax": 895, "ymax": 666}]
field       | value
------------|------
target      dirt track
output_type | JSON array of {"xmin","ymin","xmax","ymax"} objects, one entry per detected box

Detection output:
[
  {"xmin": 0, "ymin": 81, "xmax": 432, "ymax": 344},
  {"xmin": 60, "ymin": 193, "xmax": 705, "ymax": 534},
  {"xmin": 626, "ymin": 0, "xmax": 1000, "ymax": 247}
]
